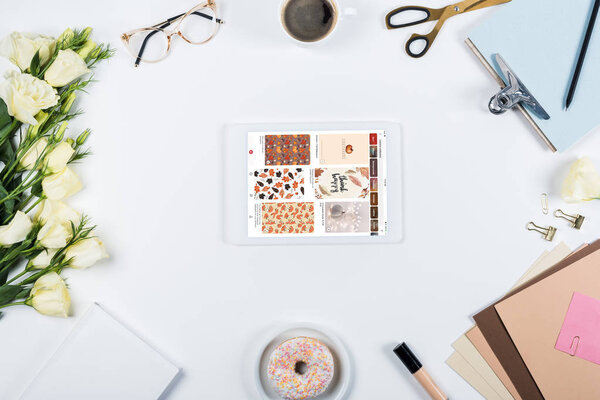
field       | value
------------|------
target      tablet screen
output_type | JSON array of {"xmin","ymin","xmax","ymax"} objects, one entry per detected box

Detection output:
[{"xmin": 247, "ymin": 130, "xmax": 388, "ymax": 238}]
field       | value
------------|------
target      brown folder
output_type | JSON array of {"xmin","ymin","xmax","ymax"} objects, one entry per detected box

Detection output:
[{"xmin": 473, "ymin": 241, "xmax": 600, "ymax": 400}]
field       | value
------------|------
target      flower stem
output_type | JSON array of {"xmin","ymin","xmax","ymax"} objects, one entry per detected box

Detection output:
[
  {"xmin": 5, "ymin": 269, "xmax": 28, "ymax": 285},
  {"xmin": 0, "ymin": 301, "xmax": 26, "ymax": 309},
  {"xmin": 24, "ymin": 196, "xmax": 44, "ymax": 214}
]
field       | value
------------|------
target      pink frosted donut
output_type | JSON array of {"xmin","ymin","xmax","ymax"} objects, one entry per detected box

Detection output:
[{"xmin": 267, "ymin": 337, "xmax": 334, "ymax": 400}]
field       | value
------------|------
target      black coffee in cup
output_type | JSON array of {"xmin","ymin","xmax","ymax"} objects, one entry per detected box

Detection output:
[{"xmin": 281, "ymin": 0, "xmax": 338, "ymax": 42}]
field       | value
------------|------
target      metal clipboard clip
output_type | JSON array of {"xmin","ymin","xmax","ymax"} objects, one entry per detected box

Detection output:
[{"xmin": 488, "ymin": 54, "xmax": 551, "ymax": 120}]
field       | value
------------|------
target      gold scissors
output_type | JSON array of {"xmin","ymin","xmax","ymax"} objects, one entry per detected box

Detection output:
[{"xmin": 385, "ymin": 0, "xmax": 511, "ymax": 58}]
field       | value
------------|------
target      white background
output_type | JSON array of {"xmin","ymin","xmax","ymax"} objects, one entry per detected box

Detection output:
[{"xmin": 1, "ymin": 0, "xmax": 600, "ymax": 399}]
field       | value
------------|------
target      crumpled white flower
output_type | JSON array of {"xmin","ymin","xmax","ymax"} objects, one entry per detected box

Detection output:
[
  {"xmin": 37, "ymin": 218, "xmax": 71, "ymax": 249},
  {"xmin": 65, "ymin": 236, "xmax": 108, "ymax": 269},
  {"xmin": 0, "ymin": 32, "xmax": 55, "ymax": 71},
  {"xmin": 0, "ymin": 70, "xmax": 59, "ymax": 125},
  {"xmin": 0, "ymin": 211, "xmax": 32, "ymax": 246},
  {"xmin": 44, "ymin": 49, "xmax": 90, "ymax": 87},
  {"xmin": 27, "ymin": 272, "xmax": 70, "ymax": 318},
  {"xmin": 42, "ymin": 167, "xmax": 82, "ymax": 200},
  {"xmin": 30, "ymin": 248, "xmax": 58, "ymax": 269},
  {"xmin": 561, "ymin": 157, "xmax": 600, "ymax": 202},
  {"xmin": 34, "ymin": 199, "xmax": 80, "ymax": 226},
  {"xmin": 45, "ymin": 142, "xmax": 74, "ymax": 173}
]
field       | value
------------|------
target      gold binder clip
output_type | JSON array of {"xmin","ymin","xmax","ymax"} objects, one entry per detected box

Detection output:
[
  {"xmin": 554, "ymin": 209, "xmax": 585, "ymax": 229},
  {"xmin": 527, "ymin": 222, "xmax": 557, "ymax": 241},
  {"xmin": 541, "ymin": 193, "xmax": 549, "ymax": 214}
]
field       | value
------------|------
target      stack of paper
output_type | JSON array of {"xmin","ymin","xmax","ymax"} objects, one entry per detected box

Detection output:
[
  {"xmin": 450, "ymin": 240, "xmax": 600, "ymax": 400},
  {"xmin": 447, "ymin": 243, "xmax": 571, "ymax": 399}
]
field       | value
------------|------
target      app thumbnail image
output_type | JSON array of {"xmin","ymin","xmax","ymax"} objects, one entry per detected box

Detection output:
[
  {"xmin": 261, "ymin": 202, "xmax": 314, "ymax": 234},
  {"xmin": 319, "ymin": 133, "xmax": 369, "ymax": 165},
  {"xmin": 314, "ymin": 167, "xmax": 369, "ymax": 199},
  {"xmin": 325, "ymin": 202, "xmax": 370, "ymax": 233},
  {"xmin": 253, "ymin": 168, "xmax": 305, "ymax": 200},
  {"xmin": 265, "ymin": 135, "xmax": 310, "ymax": 166}
]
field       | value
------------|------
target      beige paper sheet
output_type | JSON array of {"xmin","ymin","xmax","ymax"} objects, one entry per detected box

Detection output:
[
  {"xmin": 516, "ymin": 243, "xmax": 572, "ymax": 287},
  {"xmin": 452, "ymin": 335, "xmax": 514, "ymax": 400},
  {"xmin": 446, "ymin": 352, "xmax": 505, "ymax": 400},
  {"xmin": 447, "ymin": 243, "xmax": 571, "ymax": 399},
  {"xmin": 495, "ymin": 247, "xmax": 600, "ymax": 400}
]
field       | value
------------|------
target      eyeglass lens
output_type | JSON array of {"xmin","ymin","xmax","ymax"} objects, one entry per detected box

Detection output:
[{"xmin": 126, "ymin": 7, "xmax": 219, "ymax": 63}]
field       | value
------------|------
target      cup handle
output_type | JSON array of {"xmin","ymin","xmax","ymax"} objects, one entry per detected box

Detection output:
[{"xmin": 344, "ymin": 7, "xmax": 357, "ymax": 17}]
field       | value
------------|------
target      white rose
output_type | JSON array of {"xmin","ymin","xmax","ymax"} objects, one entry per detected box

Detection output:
[
  {"xmin": 44, "ymin": 49, "xmax": 90, "ymax": 87},
  {"xmin": 0, "ymin": 70, "xmax": 59, "ymax": 125},
  {"xmin": 34, "ymin": 199, "xmax": 80, "ymax": 226},
  {"xmin": 20, "ymin": 137, "xmax": 48, "ymax": 170},
  {"xmin": 0, "ymin": 32, "xmax": 55, "ymax": 71},
  {"xmin": 45, "ymin": 142, "xmax": 74, "ymax": 173},
  {"xmin": 27, "ymin": 272, "xmax": 70, "ymax": 318},
  {"xmin": 66, "ymin": 236, "xmax": 108, "ymax": 269},
  {"xmin": 37, "ymin": 218, "xmax": 71, "ymax": 248},
  {"xmin": 561, "ymin": 157, "xmax": 600, "ymax": 202},
  {"xmin": 30, "ymin": 248, "xmax": 58, "ymax": 269},
  {"xmin": 0, "ymin": 211, "xmax": 32, "ymax": 246},
  {"xmin": 42, "ymin": 167, "xmax": 82, "ymax": 200}
]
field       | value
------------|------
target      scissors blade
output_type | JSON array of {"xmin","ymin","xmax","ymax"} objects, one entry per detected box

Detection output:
[{"xmin": 452, "ymin": 0, "xmax": 512, "ymax": 15}]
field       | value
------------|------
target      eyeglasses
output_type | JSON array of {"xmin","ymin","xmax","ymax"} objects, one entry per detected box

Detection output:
[{"xmin": 121, "ymin": 1, "xmax": 224, "ymax": 67}]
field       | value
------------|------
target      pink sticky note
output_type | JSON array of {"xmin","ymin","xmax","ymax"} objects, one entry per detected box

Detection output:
[{"xmin": 555, "ymin": 292, "xmax": 600, "ymax": 364}]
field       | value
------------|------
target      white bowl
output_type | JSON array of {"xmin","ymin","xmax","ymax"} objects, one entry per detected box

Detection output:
[{"xmin": 255, "ymin": 323, "xmax": 352, "ymax": 400}]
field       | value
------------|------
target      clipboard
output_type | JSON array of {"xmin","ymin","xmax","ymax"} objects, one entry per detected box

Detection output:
[{"xmin": 466, "ymin": 0, "xmax": 600, "ymax": 153}]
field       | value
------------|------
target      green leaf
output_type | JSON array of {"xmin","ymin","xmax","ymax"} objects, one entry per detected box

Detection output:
[
  {"xmin": 0, "ymin": 181, "xmax": 9, "ymax": 202},
  {"xmin": 4, "ymin": 198, "xmax": 15, "ymax": 217},
  {"xmin": 29, "ymin": 50, "xmax": 41, "ymax": 76},
  {"xmin": 0, "ymin": 98, "xmax": 10, "ymax": 131},
  {"xmin": 0, "ymin": 285, "xmax": 22, "ymax": 306},
  {"xmin": 30, "ymin": 180, "xmax": 43, "ymax": 197},
  {"xmin": 0, "ymin": 182, "xmax": 12, "ymax": 222},
  {"xmin": 0, "ymin": 138, "xmax": 15, "ymax": 166},
  {"xmin": 0, "ymin": 120, "xmax": 19, "ymax": 147},
  {"xmin": 15, "ymin": 288, "xmax": 31, "ymax": 300}
]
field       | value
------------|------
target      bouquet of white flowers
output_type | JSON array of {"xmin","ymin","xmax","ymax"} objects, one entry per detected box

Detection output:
[{"xmin": 0, "ymin": 28, "xmax": 111, "ymax": 319}]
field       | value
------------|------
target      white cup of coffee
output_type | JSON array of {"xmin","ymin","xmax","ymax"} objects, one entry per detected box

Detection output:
[{"xmin": 280, "ymin": 0, "xmax": 357, "ymax": 45}]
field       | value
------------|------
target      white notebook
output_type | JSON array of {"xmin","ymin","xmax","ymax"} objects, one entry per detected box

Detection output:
[{"xmin": 20, "ymin": 303, "xmax": 180, "ymax": 400}]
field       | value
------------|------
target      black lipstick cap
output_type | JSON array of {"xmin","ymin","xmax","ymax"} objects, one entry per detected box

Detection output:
[{"xmin": 393, "ymin": 342, "xmax": 423, "ymax": 374}]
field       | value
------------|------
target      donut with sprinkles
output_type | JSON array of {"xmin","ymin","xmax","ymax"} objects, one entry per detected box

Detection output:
[{"xmin": 267, "ymin": 337, "xmax": 335, "ymax": 399}]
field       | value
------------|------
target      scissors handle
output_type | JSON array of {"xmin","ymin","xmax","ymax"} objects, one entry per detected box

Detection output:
[
  {"xmin": 405, "ymin": 33, "xmax": 433, "ymax": 58},
  {"xmin": 385, "ymin": 6, "xmax": 443, "ymax": 29}
]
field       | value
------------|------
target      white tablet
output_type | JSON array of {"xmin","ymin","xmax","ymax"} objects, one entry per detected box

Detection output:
[{"xmin": 223, "ymin": 122, "xmax": 403, "ymax": 245}]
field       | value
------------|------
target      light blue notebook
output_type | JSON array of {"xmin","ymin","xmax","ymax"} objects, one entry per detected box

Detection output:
[{"xmin": 468, "ymin": 0, "xmax": 600, "ymax": 152}]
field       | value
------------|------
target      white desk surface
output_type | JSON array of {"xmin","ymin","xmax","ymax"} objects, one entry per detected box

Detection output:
[{"xmin": 1, "ymin": 0, "xmax": 600, "ymax": 399}]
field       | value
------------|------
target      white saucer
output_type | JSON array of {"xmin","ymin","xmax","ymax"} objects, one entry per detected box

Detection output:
[{"xmin": 255, "ymin": 323, "xmax": 352, "ymax": 400}]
